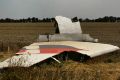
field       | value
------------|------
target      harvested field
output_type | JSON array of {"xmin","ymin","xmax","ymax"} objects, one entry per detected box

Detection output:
[
  {"xmin": 0, "ymin": 22, "xmax": 55, "ymax": 52},
  {"xmin": 81, "ymin": 22, "xmax": 120, "ymax": 46},
  {"xmin": 0, "ymin": 22, "xmax": 120, "ymax": 52},
  {"xmin": 0, "ymin": 22, "xmax": 120, "ymax": 80}
]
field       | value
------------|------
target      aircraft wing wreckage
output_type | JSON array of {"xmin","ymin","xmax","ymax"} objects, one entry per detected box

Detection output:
[{"xmin": 0, "ymin": 16, "xmax": 119, "ymax": 68}]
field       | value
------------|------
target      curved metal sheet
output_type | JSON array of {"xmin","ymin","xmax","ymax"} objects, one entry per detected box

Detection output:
[
  {"xmin": 0, "ymin": 41, "xmax": 119, "ymax": 68},
  {"xmin": 55, "ymin": 16, "xmax": 82, "ymax": 34}
]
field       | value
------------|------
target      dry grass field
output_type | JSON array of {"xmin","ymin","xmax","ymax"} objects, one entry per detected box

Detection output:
[
  {"xmin": 81, "ymin": 23, "xmax": 120, "ymax": 46},
  {"xmin": 0, "ymin": 23, "xmax": 55, "ymax": 52},
  {"xmin": 0, "ymin": 22, "xmax": 120, "ymax": 80}
]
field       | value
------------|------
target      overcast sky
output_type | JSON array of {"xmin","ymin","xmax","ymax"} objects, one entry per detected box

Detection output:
[{"xmin": 0, "ymin": 0, "xmax": 120, "ymax": 19}]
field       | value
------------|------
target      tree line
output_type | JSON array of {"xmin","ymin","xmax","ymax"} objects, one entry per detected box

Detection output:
[
  {"xmin": 0, "ymin": 16, "xmax": 120, "ymax": 23},
  {"xmin": 72, "ymin": 16, "xmax": 120, "ymax": 22},
  {"xmin": 0, "ymin": 17, "xmax": 55, "ymax": 23}
]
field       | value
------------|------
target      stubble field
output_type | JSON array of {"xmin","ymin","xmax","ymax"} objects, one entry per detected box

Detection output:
[{"xmin": 0, "ymin": 22, "xmax": 120, "ymax": 80}]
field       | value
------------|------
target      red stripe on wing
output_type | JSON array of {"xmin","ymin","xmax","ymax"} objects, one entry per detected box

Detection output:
[
  {"xmin": 40, "ymin": 48, "xmax": 79, "ymax": 54},
  {"xmin": 16, "ymin": 50, "xmax": 27, "ymax": 54}
]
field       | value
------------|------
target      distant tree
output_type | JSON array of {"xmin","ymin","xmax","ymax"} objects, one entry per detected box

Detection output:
[
  {"xmin": 35, "ymin": 18, "xmax": 38, "ymax": 22},
  {"xmin": 42, "ymin": 18, "xmax": 46, "ymax": 22},
  {"xmin": 51, "ymin": 18, "xmax": 55, "ymax": 22},
  {"xmin": 117, "ymin": 17, "xmax": 120, "ymax": 22},
  {"xmin": 104, "ymin": 16, "xmax": 110, "ymax": 22},
  {"xmin": 32, "ymin": 17, "xmax": 36, "ymax": 22},
  {"xmin": 0, "ymin": 16, "xmax": 120, "ymax": 23},
  {"xmin": 109, "ymin": 16, "xmax": 116, "ymax": 22},
  {"xmin": 84, "ymin": 18, "xmax": 90, "ymax": 22},
  {"xmin": 0, "ymin": 19, "xmax": 4, "ymax": 23},
  {"xmin": 79, "ymin": 18, "xmax": 83, "ymax": 22},
  {"xmin": 22, "ymin": 19, "xmax": 26, "ymax": 23},
  {"xmin": 72, "ymin": 17, "xmax": 78, "ymax": 22},
  {"xmin": 27, "ymin": 17, "xmax": 31, "ymax": 22},
  {"xmin": 95, "ymin": 18, "xmax": 102, "ymax": 22}
]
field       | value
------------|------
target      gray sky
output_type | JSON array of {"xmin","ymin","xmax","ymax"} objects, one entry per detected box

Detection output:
[{"xmin": 0, "ymin": 0, "xmax": 120, "ymax": 19}]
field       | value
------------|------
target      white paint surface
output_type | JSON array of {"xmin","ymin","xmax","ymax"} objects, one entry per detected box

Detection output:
[
  {"xmin": 0, "ymin": 41, "xmax": 119, "ymax": 68},
  {"xmin": 0, "ymin": 54, "xmax": 57, "ymax": 68},
  {"xmin": 55, "ymin": 16, "xmax": 82, "ymax": 33},
  {"xmin": 30, "ymin": 41, "xmax": 119, "ymax": 58}
]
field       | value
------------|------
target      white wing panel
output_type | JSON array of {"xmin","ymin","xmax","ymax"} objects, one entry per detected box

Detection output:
[
  {"xmin": 0, "ymin": 54, "xmax": 57, "ymax": 68},
  {"xmin": 30, "ymin": 41, "xmax": 119, "ymax": 58},
  {"xmin": 55, "ymin": 16, "xmax": 82, "ymax": 34}
]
